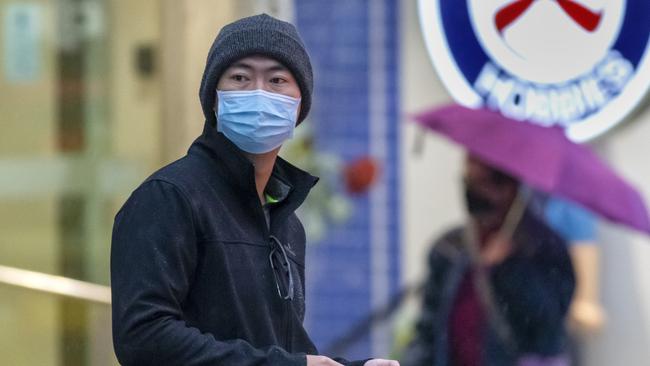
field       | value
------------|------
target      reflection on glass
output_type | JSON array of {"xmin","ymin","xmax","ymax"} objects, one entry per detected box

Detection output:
[{"xmin": 1, "ymin": 0, "xmax": 160, "ymax": 364}]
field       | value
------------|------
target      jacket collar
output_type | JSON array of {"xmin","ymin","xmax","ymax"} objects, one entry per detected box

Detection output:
[{"xmin": 189, "ymin": 122, "xmax": 319, "ymax": 229}]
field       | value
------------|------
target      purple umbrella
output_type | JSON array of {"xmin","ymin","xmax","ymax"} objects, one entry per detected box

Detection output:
[{"xmin": 413, "ymin": 103, "xmax": 650, "ymax": 235}]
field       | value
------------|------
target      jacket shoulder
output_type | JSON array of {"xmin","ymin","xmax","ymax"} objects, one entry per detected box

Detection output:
[
  {"xmin": 114, "ymin": 155, "xmax": 205, "ymax": 219},
  {"xmin": 142, "ymin": 153, "xmax": 224, "ymax": 201},
  {"xmin": 429, "ymin": 225, "xmax": 467, "ymax": 262},
  {"xmin": 144, "ymin": 155, "xmax": 202, "ymax": 188},
  {"xmin": 515, "ymin": 212, "xmax": 569, "ymax": 259}
]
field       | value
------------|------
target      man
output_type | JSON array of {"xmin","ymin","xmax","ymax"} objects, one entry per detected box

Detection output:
[
  {"xmin": 111, "ymin": 14, "xmax": 398, "ymax": 366},
  {"xmin": 401, "ymin": 156, "xmax": 575, "ymax": 366}
]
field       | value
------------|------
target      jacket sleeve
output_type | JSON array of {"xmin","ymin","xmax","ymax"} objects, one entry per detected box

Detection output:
[
  {"xmin": 490, "ymin": 230, "xmax": 575, "ymax": 353},
  {"xmin": 400, "ymin": 245, "xmax": 449, "ymax": 366},
  {"xmin": 110, "ymin": 179, "xmax": 306, "ymax": 366},
  {"xmin": 333, "ymin": 357, "xmax": 371, "ymax": 366}
]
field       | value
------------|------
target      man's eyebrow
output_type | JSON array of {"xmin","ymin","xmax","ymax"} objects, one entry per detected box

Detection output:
[
  {"xmin": 228, "ymin": 62, "xmax": 254, "ymax": 70},
  {"xmin": 266, "ymin": 65, "xmax": 289, "ymax": 73},
  {"xmin": 228, "ymin": 62, "xmax": 288, "ymax": 73}
]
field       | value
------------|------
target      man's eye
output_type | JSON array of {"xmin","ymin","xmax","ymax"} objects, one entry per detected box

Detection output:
[
  {"xmin": 232, "ymin": 75, "xmax": 247, "ymax": 82},
  {"xmin": 270, "ymin": 77, "xmax": 286, "ymax": 84}
]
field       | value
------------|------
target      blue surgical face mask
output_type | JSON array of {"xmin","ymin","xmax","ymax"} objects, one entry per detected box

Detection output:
[{"xmin": 216, "ymin": 89, "xmax": 301, "ymax": 154}]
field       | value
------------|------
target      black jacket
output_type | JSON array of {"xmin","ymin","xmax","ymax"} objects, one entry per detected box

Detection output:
[
  {"xmin": 402, "ymin": 212, "xmax": 575, "ymax": 366},
  {"xmin": 111, "ymin": 122, "xmax": 366, "ymax": 365}
]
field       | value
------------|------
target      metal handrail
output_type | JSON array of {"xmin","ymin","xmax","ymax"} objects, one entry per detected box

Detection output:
[{"xmin": 0, "ymin": 264, "xmax": 111, "ymax": 304}]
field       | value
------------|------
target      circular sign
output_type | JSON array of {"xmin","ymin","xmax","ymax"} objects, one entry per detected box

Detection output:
[{"xmin": 418, "ymin": 0, "xmax": 650, "ymax": 141}]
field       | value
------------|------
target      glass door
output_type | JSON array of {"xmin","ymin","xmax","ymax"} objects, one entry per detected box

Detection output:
[{"xmin": 0, "ymin": 0, "xmax": 162, "ymax": 364}]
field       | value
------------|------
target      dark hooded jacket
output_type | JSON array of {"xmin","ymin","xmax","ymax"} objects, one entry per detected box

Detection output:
[{"xmin": 110, "ymin": 28, "xmax": 367, "ymax": 366}]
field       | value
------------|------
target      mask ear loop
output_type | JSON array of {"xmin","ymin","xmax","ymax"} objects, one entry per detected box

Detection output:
[{"xmin": 212, "ymin": 92, "xmax": 220, "ymax": 126}]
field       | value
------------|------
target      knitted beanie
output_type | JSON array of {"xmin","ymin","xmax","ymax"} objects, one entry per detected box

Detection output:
[{"xmin": 199, "ymin": 13, "xmax": 313, "ymax": 125}]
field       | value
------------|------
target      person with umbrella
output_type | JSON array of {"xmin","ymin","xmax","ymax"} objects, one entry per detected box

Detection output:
[
  {"xmin": 401, "ymin": 104, "xmax": 650, "ymax": 366},
  {"xmin": 401, "ymin": 154, "xmax": 575, "ymax": 366}
]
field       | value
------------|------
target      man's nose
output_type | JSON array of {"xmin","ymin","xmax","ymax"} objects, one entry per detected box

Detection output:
[{"xmin": 253, "ymin": 76, "xmax": 268, "ymax": 91}]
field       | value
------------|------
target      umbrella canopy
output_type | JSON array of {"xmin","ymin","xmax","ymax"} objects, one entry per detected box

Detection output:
[{"xmin": 413, "ymin": 104, "xmax": 650, "ymax": 235}]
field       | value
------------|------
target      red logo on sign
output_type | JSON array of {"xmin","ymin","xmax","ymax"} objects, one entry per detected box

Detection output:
[{"xmin": 495, "ymin": 0, "xmax": 603, "ymax": 33}]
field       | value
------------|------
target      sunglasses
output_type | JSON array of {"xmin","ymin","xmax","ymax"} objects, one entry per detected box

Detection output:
[{"xmin": 269, "ymin": 235, "xmax": 294, "ymax": 301}]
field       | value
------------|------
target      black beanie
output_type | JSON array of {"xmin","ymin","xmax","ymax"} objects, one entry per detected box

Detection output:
[{"xmin": 199, "ymin": 13, "xmax": 313, "ymax": 126}]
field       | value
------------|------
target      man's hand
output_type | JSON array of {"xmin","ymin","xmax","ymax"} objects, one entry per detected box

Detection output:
[
  {"xmin": 364, "ymin": 359, "xmax": 400, "ymax": 366},
  {"xmin": 306, "ymin": 355, "xmax": 344, "ymax": 366}
]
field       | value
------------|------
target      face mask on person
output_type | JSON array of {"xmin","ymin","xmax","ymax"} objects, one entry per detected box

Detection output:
[
  {"xmin": 215, "ymin": 89, "xmax": 301, "ymax": 154},
  {"xmin": 464, "ymin": 186, "xmax": 497, "ymax": 217}
]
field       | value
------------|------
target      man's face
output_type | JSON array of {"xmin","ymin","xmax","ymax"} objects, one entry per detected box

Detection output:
[
  {"xmin": 216, "ymin": 54, "xmax": 301, "ymax": 99},
  {"xmin": 214, "ymin": 55, "xmax": 302, "ymax": 156},
  {"xmin": 463, "ymin": 155, "xmax": 518, "ymax": 231}
]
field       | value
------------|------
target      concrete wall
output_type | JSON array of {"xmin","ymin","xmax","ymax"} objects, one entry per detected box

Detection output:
[
  {"xmin": 160, "ymin": 0, "xmax": 243, "ymax": 163},
  {"xmin": 584, "ymin": 108, "xmax": 650, "ymax": 364},
  {"xmin": 400, "ymin": 0, "xmax": 462, "ymax": 290}
]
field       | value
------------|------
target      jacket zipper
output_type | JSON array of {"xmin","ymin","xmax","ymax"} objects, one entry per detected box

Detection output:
[
  {"xmin": 264, "ymin": 201, "xmax": 294, "ymax": 351},
  {"xmin": 284, "ymin": 299, "xmax": 292, "ymax": 351},
  {"xmin": 268, "ymin": 232, "xmax": 293, "ymax": 352}
]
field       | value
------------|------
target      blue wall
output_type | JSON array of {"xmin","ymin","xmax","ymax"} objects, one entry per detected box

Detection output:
[{"xmin": 296, "ymin": 0, "xmax": 401, "ymax": 360}]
